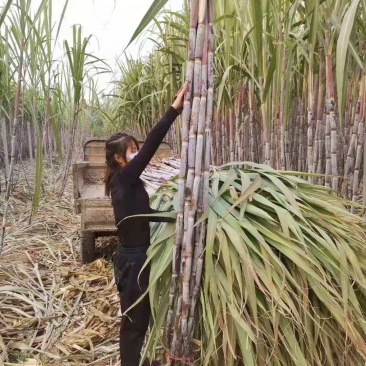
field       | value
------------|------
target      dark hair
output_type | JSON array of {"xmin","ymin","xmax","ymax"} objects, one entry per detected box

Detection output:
[{"xmin": 105, "ymin": 133, "xmax": 139, "ymax": 196}]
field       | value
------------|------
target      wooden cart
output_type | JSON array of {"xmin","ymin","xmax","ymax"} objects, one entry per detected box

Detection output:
[{"xmin": 72, "ymin": 139, "xmax": 172, "ymax": 263}]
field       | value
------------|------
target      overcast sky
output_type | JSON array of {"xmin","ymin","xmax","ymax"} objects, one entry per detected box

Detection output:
[{"xmin": 22, "ymin": 0, "xmax": 183, "ymax": 92}]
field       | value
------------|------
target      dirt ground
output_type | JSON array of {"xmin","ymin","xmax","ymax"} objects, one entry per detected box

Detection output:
[{"xmin": 0, "ymin": 163, "xmax": 121, "ymax": 366}]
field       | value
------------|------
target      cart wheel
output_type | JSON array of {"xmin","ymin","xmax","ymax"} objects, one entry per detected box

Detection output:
[{"xmin": 80, "ymin": 231, "xmax": 96, "ymax": 263}]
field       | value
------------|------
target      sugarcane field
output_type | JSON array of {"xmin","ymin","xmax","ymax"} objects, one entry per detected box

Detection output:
[{"xmin": 1, "ymin": 0, "xmax": 366, "ymax": 365}]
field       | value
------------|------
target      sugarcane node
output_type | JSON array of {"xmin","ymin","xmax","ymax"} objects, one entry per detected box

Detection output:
[{"xmin": 184, "ymin": 187, "xmax": 192, "ymax": 199}]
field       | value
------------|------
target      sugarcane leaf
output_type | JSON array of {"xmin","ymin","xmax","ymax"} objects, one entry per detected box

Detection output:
[
  {"xmin": 141, "ymin": 165, "xmax": 366, "ymax": 363},
  {"xmin": 217, "ymin": 65, "xmax": 235, "ymax": 110},
  {"xmin": 331, "ymin": 13, "xmax": 365, "ymax": 72},
  {"xmin": 261, "ymin": 172, "xmax": 304, "ymax": 219},
  {"xmin": 0, "ymin": 0, "xmax": 12, "ymax": 27},
  {"xmin": 234, "ymin": 322, "xmax": 256, "ymax": 366},
  {"xmin": 336, "ymin": 0, "xmax": 361, "ymax": 117},
  {"xmin": 125, "ymin": 0, "xmax": 169, "ymax": 51},
  {"xmin": 125, "ymin": 237, "xmax": 174, "ymax": 314},
  {"xmin": 262, "ymin": 52, "xmax": 277, "ymax": 103},
  {"xmin": 116, "ymin": 212, "xmax": 176, "ymax": 227},
  {"xmin": 225, "ymin": 175, "xmax": 262, "ymax": 216}
]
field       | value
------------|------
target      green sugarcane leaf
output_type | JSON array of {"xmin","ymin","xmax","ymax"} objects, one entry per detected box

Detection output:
[
  {"xmin": 336, "ymin": 0, "xmax": 361, "ymax": 117},
  {"xmin": 0, "ymin": 0, "xmax": 12, "ymax": 27},
  {"xmin": 125, "ymin": 0, "xmax": 169, "ymax": 51},
  {"xmin": 262, "ymin": 52, "xmax": 277, "ymax": 103}
]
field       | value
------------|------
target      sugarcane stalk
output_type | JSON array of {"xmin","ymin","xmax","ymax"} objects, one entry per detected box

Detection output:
[
  {"xmin": 222, "ymin": 110, "xmax": 226, "ymax": 164},
  {"xmin": 324, "ymin": 51, "xmax": 338, "ymax": 191},
  {"xmin": 298, "ymin": 100, "xmax": 305, "ymax": 172},
  {"xmin": 312, "ymin": 72, "xmax": 319, "ymax": 175},
  {"xmin": 315, "ymin": 59, "xmax": 325, "ymax": 183},
  {"xmin": 307, "ymin": 65, "xmax": 314, "ymax": 181},
  {"xmin": 166, "ymin": 0, "xmax": 198, "ymax": 354},
  {"xmin": 26, "ymin": 120, "xmax": 33, "ymax": 161},
  {"xmin": 270, "ymin": 128, "xmax": 275, "ymax": 168},
  {"xmin": 188, "ymin": 4, "xmax": 213, "ymax": 344},
  {"xmin": 0, "ymin": 39, "xmax": 24, "ymax": 255},
  {"xmin": 229, "ymin": 108, "xmax": 234, "ymax": 162},
  {"xmin": 235, "ymin": 97, "xmax": 240, "ymax": 161},
  {"xmin": 279, "ymin": 40, "xmax": 286, "ymax": 170},
  {"xmin": 179, "ymin": 56, "xmax": 207, "ymax": 352},
  {"xmin": 248, "ymin": 78, "xmax": 255, "ymax": 162},
  {"xmin": 168, "ymin": 1, "xmax": 214, "ymax": 362},
  {"xmin": 271, "ymin": 80, "xmax": 277, "ymax": 168},
  {"xmin": 350, "ymin": 77, "xmax": 365, "ymax": 212},
  {"xmin": 241, "ymin": 83, "xmax": 247, "ymax": 163},
  {"xmin": 166, "ymin": 95, "xmax": 192, "ymax": 347},
  {"xmin": 210, "ymin": 111, "xmax": 217, "ymax": 166},
  {"xmin": 262, "ymin": 102, "xmax": 270, "ymax": 165},
  {"xmin": 1, "ymin": 117, "xmax": 9, "ymax": 179},
  {"xmin": 343, "ymin": 76, "xmax": 364, "ymax": 198}
]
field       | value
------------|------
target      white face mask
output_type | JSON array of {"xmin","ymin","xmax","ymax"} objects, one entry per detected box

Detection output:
[{"xmin": 128, "ymin": 152, "xmax": 138, "ymax": 161}]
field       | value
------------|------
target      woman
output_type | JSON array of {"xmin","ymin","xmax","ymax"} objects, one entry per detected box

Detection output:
[{"xmin": 105, "ymin": 83, "xmax": 188, "ymax": 366}]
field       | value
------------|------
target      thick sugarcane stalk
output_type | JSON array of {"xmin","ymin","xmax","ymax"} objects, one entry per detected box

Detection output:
[
  {"xmin": 298, "ymin": 100, "xmax": 305, "ymax": 172},
  {"xmin": 318, "ymin": 118, "xmax": 326, "ymax": 186},
  {"xmin": 235, "ymin": 94, "xmax": 240, "ymax": 161},
  {"xmin": 271, "ymin": 81, "xmax": 277, "ymax": 168},
  {"xmin": 315, "ymin": 61, "xmax": 325, "ymax": 184},
  {"xmin": 186, "ymin": 94, "xmax": 200, "ymax": 190},
  {"xmin": 1, "ymin": 117, "xmax": 9, "ymax": 179},
  {"xmin": 325, "ymin": 53, "xmax": 338, "ymax": 191},
  {"xmin": 249, "ymin": 79, "xmax": 255, "ymax": 162},
  {"xmin": 270, "ymin": 80, "xmax": 276, "ymax": 167},
  {"xmin": 299, "ymin": 124, "xmax": 303, "ymax": 172},
  {"xmin": 343, "ymin": 76, "xmax": 364, "ymax": 198},
  {"xmin": 270, "ymin": 129, "xmax": 275, "ymax": 168},
  {"xmin": 313, "ymin": 117, "xmax": 319, "ymax": 175},
  {"xmin": 229, "ymin": 108, "xmax": 234, "ymax": 162},
  {"xmin": 258, "ymin": 75, "xmax": 270, "ymax": 165},
  {"xmin": 214, "ymin": 112, "xmax": 220, "ymax": 165},
  {"xmin": 350, "ymin": 120, "xmax": 364, "ymax": 213},
  {"xmin": 343, "ymin": 102, "xmax": 351, "ymax": 170},
  {"xmin": 188, "ymin": 4, "xmax": 213, "ymax": 331},
  {"xmin": 166, "ymin": 63, "xmax": 194, "ymax": 350},
  {"xmin": 221, "ymin": 111, "xmax": 226, "ymax": 164},
  {"xmin": 312, "ymin": 72, "xmax": 319, "ymax": 175},
  {"xmin": 166, "ymin": 98, "xmax": 192, "ymax": 343},
  {"xmin": 350, "ymin": 78, "xmax": 365, "ymax": 212},
  {"xmin": 324, "ymin": 116, "xmax": 332, "ymax": 185},
  {"xmin": 180, "ymin": 36, "xmax": 207, "ymax": 352},
  {"xmin": 285, "ymin": 125, "xmax": 290, "ymax": 170},
  {"xmin": 168, "ymin": 0, "xmax": 214, "ymax": 362},
  {"xmin": 279, "ymin": 55, "xmax": 286, "ymax": 170},
  {"xmin": 307, "ymin": 66, "xmax": 314, "ymax": 181},
  {"xmin": 362, "ymin": 75, "xmax": 366, "ymax": 210},
  {"xmin": 242, "ymin": 117, "xmax": 247, "ymax": 162},
  {"xmin": 323, "ymin": 53, "xmax": 331, "ymax": 187},
  {"xmin": 241, "ymin": 84, "xmax": 247, "ymax": 162},
  {"xmin": 263, "ymin": 115, "xmax": 270, "ymax": 166},
  {"xmin": 210, "ymin": 114, "xmax": 216, "ymax": 166},
  {"xmin": 287, "ymin": 104, "xmax": 293, "ymax": 167},
  {"xmin": 0, "ymin": 40, "xmax": 24, "ymax": 255},
  {"xmin": 293, "ymin": 109, "xmax": 299, "ymax": 169},
  {"xmin": 287, "ymin": 106, "xmax": 293, "ymax": 169}
]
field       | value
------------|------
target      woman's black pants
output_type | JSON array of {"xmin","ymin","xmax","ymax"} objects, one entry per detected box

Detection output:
[{"xmin": 114, "ymin": 245, "xmax": 150, "ymax": 366}]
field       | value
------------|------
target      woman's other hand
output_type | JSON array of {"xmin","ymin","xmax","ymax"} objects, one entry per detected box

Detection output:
[{"xmin": 172, "ymin": 81, "xmax": 189, "ymax": 113}]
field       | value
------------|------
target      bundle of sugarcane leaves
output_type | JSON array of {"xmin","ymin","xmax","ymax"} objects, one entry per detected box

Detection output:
[{"xmin": 138, "ymin": 163, "xmax": 366, "ymax": 366}]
